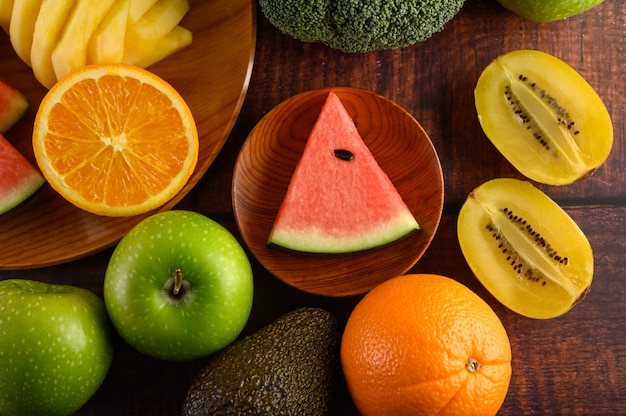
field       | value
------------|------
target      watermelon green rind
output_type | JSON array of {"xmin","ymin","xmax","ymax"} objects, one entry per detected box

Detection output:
[
  {"xmin": 0, "ymin": 79, "xmax": 29, "ymax": 133},
  {"xmin": 0, "ymin": 135, "xmax": 46, "ymax": 215},
  {"xmin": 268, "ymin": 91, "xmax": 420, "ymax": 253},
  {"xmin": 0, "ymin": 172, "xmax": 45, "ymax": 215},
  {"xmin": 269, "ymin": 211, "xmax": 419, "ymax": 253}
]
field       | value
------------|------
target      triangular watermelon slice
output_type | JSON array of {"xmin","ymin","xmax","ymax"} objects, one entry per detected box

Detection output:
[
  {"xmin": 268, "ymin": 91, "xmax": 419, "ymax": 253},
  {"xmin": 0, "ymin": 78, "xmax": 29, "ymax": 133},
  {"xmin": 0, "ymin": 134, "xmax": 45, "ymax": 215}
]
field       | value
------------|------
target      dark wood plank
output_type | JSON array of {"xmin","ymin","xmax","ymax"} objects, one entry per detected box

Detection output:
[{"xmin": 0, "ymin": 0, "xmax": 624, "ymax": 415}]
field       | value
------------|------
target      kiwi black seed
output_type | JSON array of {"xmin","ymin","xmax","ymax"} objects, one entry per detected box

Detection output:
[
  {"xmin": 485, "ymin": 221, "xmax": 547, "ymax": 287},
  {"xmin": 484, "ymin": 206, "xmax": 573, "ymax": 287},
  {"xmin": 503, "ymin": 75, "xmax": 581, "ymax": 157}
]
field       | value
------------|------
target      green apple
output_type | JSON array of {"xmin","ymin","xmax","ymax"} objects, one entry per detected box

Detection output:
[
  {"xmin": 497, "ymin": 0, "xmax": 606, "ymax": 22},
  {"xmin": 0, "ymin": 279, "xmax": 113, "ymax": 416},
  {"xmin": 104, "ymin": 210, "xmax": 254, "ymax": 361}
]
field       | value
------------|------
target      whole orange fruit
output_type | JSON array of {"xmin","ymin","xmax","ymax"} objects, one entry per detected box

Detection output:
[{"xmin": 341, "ymin": 273, "xmax": 512, "ymax": 416}]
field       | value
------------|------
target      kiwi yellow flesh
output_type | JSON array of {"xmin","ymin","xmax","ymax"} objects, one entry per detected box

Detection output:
[
  {"xmin": 457, "ymin": 178, "xmax": 593, "ymax": 319},
  {"xmin": 475, "ymin": 49, "xmax": 613, "ymax": 185}
]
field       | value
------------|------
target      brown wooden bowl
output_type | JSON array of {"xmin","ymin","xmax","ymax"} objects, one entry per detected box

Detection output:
[
  {"xmin": 232, "ymin": 87, "xmax": 444, "ymax": 296},
  {"xmin": 0, "ymin": 0, "xmax": 256, "ymax": 269}
]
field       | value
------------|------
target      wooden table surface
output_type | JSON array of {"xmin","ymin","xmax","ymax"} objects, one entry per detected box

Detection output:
[{"xmin": 1, "ymin": 1, "xmax": 625, "ymax": 414}]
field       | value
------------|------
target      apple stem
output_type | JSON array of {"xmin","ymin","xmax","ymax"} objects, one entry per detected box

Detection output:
[{"xmin": 173, "ymin": 269, "xmax": 183, "ymax": 296}]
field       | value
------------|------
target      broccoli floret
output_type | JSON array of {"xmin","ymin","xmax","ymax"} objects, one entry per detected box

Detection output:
[
  {"xmin": 258, "ymin": 0, "xmax": 466, "ymax": 53},
  {"xmin": 257, "ymin": 0, "xmax": 336, "ymax": 44}
]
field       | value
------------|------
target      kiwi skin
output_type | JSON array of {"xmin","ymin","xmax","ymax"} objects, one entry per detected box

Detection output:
[
  {"xmin": 457, "ymin": 178, "xmax": 594, "ymax": 320},
  {"xmin": 475, "ymin": 49, "xmax": 613, "ymax": 186}
]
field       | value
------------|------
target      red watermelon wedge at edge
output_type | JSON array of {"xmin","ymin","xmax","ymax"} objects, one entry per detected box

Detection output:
[
  {"xmin": 0, "ymin": 78, "xmax": 29, "ymax": 133},
  {"xmin": 0, "ymin": 79, "xmax": 45, "ymax": 214},
  {"xmin": 0, "ymin": 134, "xmax": 46, "ymax": 215},
  {"xmin": 268, "ymin": 91, "xmax": 420, "ymax": 253}
]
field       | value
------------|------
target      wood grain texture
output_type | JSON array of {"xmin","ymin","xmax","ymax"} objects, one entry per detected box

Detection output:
[
  {"xmin": 0, "ymin": 0, "xmax": 256, "ymax": 269},
  {"xmin": 0, "ymin": 0, "xmax": 625, "ymax": 415},
  {"xmin": 232, "ymin": 87, "xmax": 443, "ymax": 296}
]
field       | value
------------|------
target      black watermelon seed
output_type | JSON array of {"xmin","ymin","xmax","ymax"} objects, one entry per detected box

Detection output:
[{"xmin": 334, "ymin": 149, "xmax": 354, "ymax": 161}]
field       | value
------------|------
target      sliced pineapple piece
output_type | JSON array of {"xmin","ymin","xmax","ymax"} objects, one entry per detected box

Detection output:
[
  {"xmin": 7, "ymin": 0, "xmax": 192, "ymax": 86},
  {"xmin": 123, "ymin": 0, "xmax": 191, "ymax": 68},
  {"xmin": 87, "ymin": 0, "xmax": 130, "ymax": 64},
  {"xmin": 30, "ymin": 0, "xmax": 77, "ymax": 89},
  {"xmin": 123, "ymin": 24, "xmax": 191, "ymax": 68},
  {"xmin": 51, "ymin": 0, "xmax": 115, "ymax": 80},
  {"xmin": 131, "ymin": 0, "xmax": 189, "ymax": 39},
  {"xmin": 129, "ymin": 0, "xmax": 157, "ymax": 22},
  {"xmin": 0, "ymin": 0, "xmax": 15, "ymax": 33},
  {"xmin": 9, "ymin": 0, "xmax": 43, "ymax": 66}
]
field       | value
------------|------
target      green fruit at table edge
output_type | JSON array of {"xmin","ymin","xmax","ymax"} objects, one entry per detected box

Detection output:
[
  {"xmin": 0, "ymin": 279, "xmax": 113, "ymax": 416},
  {"xmin": 182, "ymin": 307, "xmax": 341, "ymax": 416},
  {"xmin": 104, "ymin": 210, "xmax": 254, "ymax": 361},
  {"xmin": 496, "ymin": 0, "xmax": 606, "ymax": 22}
]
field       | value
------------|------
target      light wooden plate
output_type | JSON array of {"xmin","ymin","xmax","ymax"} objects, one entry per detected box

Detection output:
[
  {"xmin": 0, "ymin": 0, "xmax": 256, "ymax": 269},
  {"xmin": 232, "ymin": 87, "xmax": 444, "ymax": 297}
]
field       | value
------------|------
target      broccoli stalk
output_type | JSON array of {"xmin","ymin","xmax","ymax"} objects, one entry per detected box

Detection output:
[{"xmin": 258, "ymin": 0, "xmax": 466, "ymax": 53}]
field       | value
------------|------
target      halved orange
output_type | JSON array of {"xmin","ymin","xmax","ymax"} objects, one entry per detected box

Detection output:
[{"xmin": 33, "ymin": 63, "xmax": 198, "ymax": 217}]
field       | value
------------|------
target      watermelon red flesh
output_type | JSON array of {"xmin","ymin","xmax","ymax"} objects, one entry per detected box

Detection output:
[
  {"xmin": 0, "ymin": 134, "xmax": 45, "ymax": 215},
  {"xmin": 0, "ymin": 79, "xmax": 29, "ymax": 133},
  {"xmin": 268, "ymin": 91, "xmax": 419, "ymax": 253}
]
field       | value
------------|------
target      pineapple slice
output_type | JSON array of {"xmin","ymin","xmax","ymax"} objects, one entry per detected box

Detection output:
[
  {"xmin": 0, "ymin": 0, "xmax": 15, "ymax": 33},
  {"xmin": 124, "ymin": 24, "xmax": 191, "ymax": 68},
  {"xmin": 9, "ymin": 0, "xmax": 43, "ymax": 66},
  {"xmin": 7, "ymin": 0, "xmax": 192, "ymax": 86},
  {"xmin": 129, "ymin": 0, "xmax": 157, "ymax": 22},
  {"xmin": 51, "ymin": 0, "xmax": 115, "ymax": 80},
  {"xmin": 87, "ymin": 0, "xmax": 130, "ymax": 64},
  {"xmin": 30, "ymin": 0, "xmax": 77, "ymax": 89},
  {"xmin": 130, "ymin": 0, "xmax": 189, "ymax": 39},
  {"xmin": 123, "ymin": 0, "xmax": 191, "ymax": 67}
]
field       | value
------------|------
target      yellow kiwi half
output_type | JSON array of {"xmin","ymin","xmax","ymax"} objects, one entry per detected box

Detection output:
[
  {"xmin": 475, "ymin": 49, "xmax": 613, "ymax": 185},
  {"xmin": 457, "ymin": 178, "xmax": 593, "ymax": 319}
]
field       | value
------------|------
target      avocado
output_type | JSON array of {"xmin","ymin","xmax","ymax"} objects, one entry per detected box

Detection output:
[{"xmin": 182, "ymin": 307, "xmax": 341, "ymax": 416}]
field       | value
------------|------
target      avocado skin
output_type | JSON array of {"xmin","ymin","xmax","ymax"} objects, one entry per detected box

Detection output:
[{"xmin": 182, "ymin": 307, "xmax": 341, "ymax": 416}]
